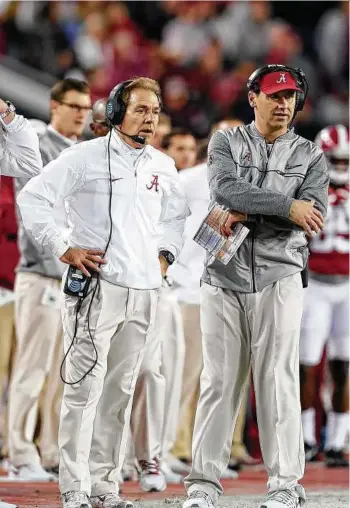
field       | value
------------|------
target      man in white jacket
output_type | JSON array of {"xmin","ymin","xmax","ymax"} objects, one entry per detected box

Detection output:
[
  {"xmin": 0, "ymin": 97, "xmax": 42, "ymax": 508},
  {"xmin": 17, "ymin": 77, "xmax": 189, "ymax": 508},
  {"xmin": 0, "ymin": 98, "xmax": 42, "ymax": 178}
]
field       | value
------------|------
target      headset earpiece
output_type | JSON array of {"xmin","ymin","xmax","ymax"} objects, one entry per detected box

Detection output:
[{"xmin": 105, "ymin": 80, "xmax": 133, "ymax": 126}]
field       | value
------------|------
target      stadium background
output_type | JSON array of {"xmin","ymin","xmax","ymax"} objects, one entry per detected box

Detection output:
[
  {"xmin": 0, "ymin": 1, "xmax": 348, "ymax": 507},
  {"xmin": 0, "ymin": 0, "xmax": 348, "ymax": 139}
]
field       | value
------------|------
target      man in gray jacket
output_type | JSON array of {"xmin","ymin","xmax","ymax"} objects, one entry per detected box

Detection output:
[
  {"xmin": 8, "ymin": 78, "xmax": 91, "ymax": 481},
  {"xmin": 183, "ymin": 65, "xmax": 329, "ymax": 508}
]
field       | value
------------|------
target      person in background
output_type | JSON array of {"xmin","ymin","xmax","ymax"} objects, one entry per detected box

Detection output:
[
  {"xmin": 151, "ymin": 112, "xmax": 172, "ymax": 150},
  {"xmin": 8, "ymin": 78, "xmax": 91, "ymax": 482},
  {"xmin": 161, "ymin": 128, "xmax": 197, "ymax": 171},
  {"xmin": 129, "ymin": 126, "xmax": 198, "ymax": 492},
  {"xmin": 300, "ymin": 124, "xmax": 349, "ymax": 468},
  {"xmin": 89, "ymin": 98, "xmax": 109, "ymax": 138}
]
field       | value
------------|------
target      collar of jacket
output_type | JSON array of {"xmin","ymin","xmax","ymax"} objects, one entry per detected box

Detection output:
[
  {"xmin": 247, "ymin": 121, "xmax": 297, "ymax": 142},
  {"xmin": 47, "ymin": 124, "xmax": 77, "ymax": 147},
  {"xmin": 109, "ymin": 128, "xmax": 151, "ymax": 160}
]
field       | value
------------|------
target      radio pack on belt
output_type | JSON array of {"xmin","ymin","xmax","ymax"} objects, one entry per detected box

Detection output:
[{"xmin": 63, "ymin": 265, "xmax": 92, "ymax": 298}]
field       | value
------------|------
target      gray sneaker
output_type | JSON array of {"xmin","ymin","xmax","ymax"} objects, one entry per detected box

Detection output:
[
  {"xmin": 62, "ymin": 491, "xmax": 91, "ymax": 508},
  {"xmin": 90, "ymin": 494, "xmax": 133, "ymax": 508},
  {"xmin": 260, "ymin": 487, "xmax": 305, "ymax": 508},
  {"xmin": 183, "ymin": 491, "xmax": 215, "ymax": 508}
]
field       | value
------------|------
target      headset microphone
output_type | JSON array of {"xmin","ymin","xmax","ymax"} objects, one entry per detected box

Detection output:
[{"xmin": 116, "ymin": 128, "xmax": 146, "ymax": 145}]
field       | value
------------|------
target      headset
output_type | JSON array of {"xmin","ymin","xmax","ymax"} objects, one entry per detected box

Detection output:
[
  {"xmin": 246, "ymin": 64, "xmax": 309, "ymax": 113},
  {"xmin": 106, "ymin": 80, "xmax": 133, "ymax": 126}
]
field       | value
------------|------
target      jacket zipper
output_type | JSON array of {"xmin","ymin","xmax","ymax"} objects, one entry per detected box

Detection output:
[
  {"xmin": 133, "ymin": 150, "xmax": 146, "ymax": 205},
  {"xmin": 250, "ymin": 140, "xmax": 276, "ymax": 292}
]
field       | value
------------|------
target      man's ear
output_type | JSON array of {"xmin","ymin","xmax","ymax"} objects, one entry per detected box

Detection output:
[
  {"xmin": 248, "ymin": 91, "xmax": 256, "ymax": 108},
  {"xmin": 50, "ymin": 99, "xmax": 59, "ymax": 115}
]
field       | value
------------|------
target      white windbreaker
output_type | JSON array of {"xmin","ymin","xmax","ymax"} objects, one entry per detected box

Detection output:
[
  {"xmin": 0, "ymin": 114, "xmax": 42, "ymax": 178},
  {"xmin": 169, "ymin": 162, "xmax": 209, "ymax": 304},
  {"xmin": 17, "ymin": 131, "xmax": 190, "ymax": 290}
]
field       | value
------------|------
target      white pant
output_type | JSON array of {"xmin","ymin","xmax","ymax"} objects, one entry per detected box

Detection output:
[
  {"xmin": 59, "ymin": 278, "xmax": 158, "ymax": 496},
  {"xmin": 185, "ymin": 274, "xmax": 305, "ymax": 503},
  {"xmin": 9, "ymin": 272, "xmax": 62, "ymax": 467},
  {"xmin": 300, "ymin": 278, "xmax": 349, "ymax": 366},
  {"xmin": 131, "ymin": 288, "xmax": 185, "ymax": 460}
]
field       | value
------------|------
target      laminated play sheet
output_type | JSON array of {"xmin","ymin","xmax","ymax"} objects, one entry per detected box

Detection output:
[{"xmin": 193, "ymin": 204, "xmax": 249, "ymax": 265}]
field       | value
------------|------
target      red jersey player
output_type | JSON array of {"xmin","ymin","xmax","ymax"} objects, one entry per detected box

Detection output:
[{"xmin": 300, "ymin": 124, "xmax": 349, "ymax": 467}]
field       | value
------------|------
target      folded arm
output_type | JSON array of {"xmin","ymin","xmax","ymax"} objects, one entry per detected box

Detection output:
[{"xmin": 208, "ymin": 131, "xmax": 293, "ymax": 217}]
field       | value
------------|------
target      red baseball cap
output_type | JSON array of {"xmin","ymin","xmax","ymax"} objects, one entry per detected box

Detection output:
[{"xmin": 259, "ymin": 71, "xmax": 303, "ymax": 95}]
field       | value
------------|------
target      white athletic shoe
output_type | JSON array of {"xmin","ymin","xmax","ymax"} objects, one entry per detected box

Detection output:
[
  {"xmin": 160, "ymin": 460, "xmax": 183, "ymax": 484},
  {"xmin": 165, "ymin": 453, "xmax": 192, "ymax": 474},
  {"xmin": 90, "ymin": 493, "xmax": 133, "ymax": 508},
  {"xmin": 221, "ymin": 467, "xmax": 238, "ymax": 479},
  {"xmin": 61, "ymin": 491, "xmax": 91, "ymax": 508},
  {"xmin": 121, "ymin": 462, "xmax": 138, "ymax": 482},
  {"xmin": 182, "ymin": 491, "xmax": 215, "ymax": 508},
  {"xmin": 260, "ymin": 488, "xmax": 304, "ymax": 508},
  {"xmin": 8, "ymin": 463, "xmax": 56, "ymax": 482},
  {"xmin": 138, "ymin": 457, "xmax": 167, "ymax": 492},
  {"xmin": 0, "ymin": 503, "xmax": 17, "ymax": 508}
]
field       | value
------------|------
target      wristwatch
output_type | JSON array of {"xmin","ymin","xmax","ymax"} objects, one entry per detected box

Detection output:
[
  {"xmin": 159, "ymin": 249, "xmax": 175, "ymax": 266},
  {"xmin": 0, "ymin": 101, "xmax": 16, "ymax": 120}
]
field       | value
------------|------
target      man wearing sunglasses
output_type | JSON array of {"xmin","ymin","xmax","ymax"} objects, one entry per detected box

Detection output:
[{"xmin": 7, "ymin": 78, "xmax": 91, "ymax": 482}]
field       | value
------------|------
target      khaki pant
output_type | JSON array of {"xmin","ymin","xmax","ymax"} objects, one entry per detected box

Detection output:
[
  {"xmin": 230, "ymin": 377, "xmax": 250, "ymax": 459},
  {"xmin": 9, "ymin": 272, "xmax": 62, "ymax": 467},
  {"xmin": 172, "ymin": 303, "xmax": 202, "ymax": 460},
  {"xmin": 59, "ymin": 278, "xmax": 158, "ymax": 496},
  {"xmin": 38, "ymin": 333, "xmax": 64, "ymax": 468},
  {"xmin": 131, "ymin": 289, "xmax": 185, "ymax": 460},
  {"xmin": 185, "ymin": 274, "xmax": 305, "ymax": 503},
  {"xmin": 0, "ymin": 301, "xmax": 16, "ymax": 445}
]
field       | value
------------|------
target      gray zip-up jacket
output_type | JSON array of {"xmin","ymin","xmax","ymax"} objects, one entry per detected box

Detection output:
[
  {"xmin": 15, "ymin": 125, "xmax": 75, "ymax": 279},
  {"xmin": 202, "ymin": 122, "xmax": 329, "ymax": 293}
]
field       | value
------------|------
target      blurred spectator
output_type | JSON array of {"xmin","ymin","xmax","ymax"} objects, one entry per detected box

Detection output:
[
  {"xmin": 161, "ymin": 128, "xmax": 197, "ymax": 171},
  {"xmin": 162, "ymin": 75, "xmax": 216, "ymax": 139},
  {"xmin": 266, "ymin": 24, "xmax": 319, "ymax": 101},
  {"xmin": 314, "ymin": 0, "xmax": 349, "ymax": 94},
  {"xmin": 74, "ymin": 10, "xmax": 111, "ymax": 71},
  {"xmin": 210, "ymin": 1, "xmax": 282, "ymax": 64},
  {"xmin": 152, "ymin": 112, "xmax": 172, "ymax": 150},
  {"xmin": 0, "ymin": 0, "xmax": 348, "ymax": 145},
  {"xmin": 160, "ymin": 2, "xmax": 215, "ymax": 66},
  {"xmin": 6, "ymin": 1, "xmax": 76, "ymax": 78}
]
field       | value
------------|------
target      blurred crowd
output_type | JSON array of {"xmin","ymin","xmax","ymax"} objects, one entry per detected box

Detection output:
[
  {"xmin": 0, "ymin": 0, "xmax": 348, "ymax": 491},
  {"xmin": 0, "ymin": 0, "xmax": 349, "ymax": 141}
]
